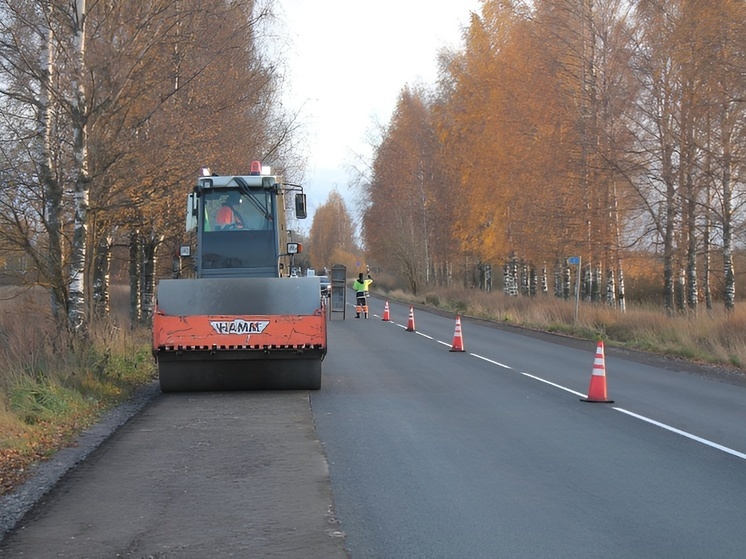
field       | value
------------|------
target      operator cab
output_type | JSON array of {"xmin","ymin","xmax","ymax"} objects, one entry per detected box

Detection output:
[
  {"xmin": 187, "ymin": 168, "xmax": 282, "ymax": 278},
  {"xmin": 184, "ymin": 163, "xmax": 306, "ymax": 279},
  {"xmin": 198, "ymin": 188, "xmax": 277, "ymax": 277}
]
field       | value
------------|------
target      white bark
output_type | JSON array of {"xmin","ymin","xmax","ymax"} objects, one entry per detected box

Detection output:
[
  {"xmin": 34, "ymin": 5, "xmax": 67, "ymax": 325},
  {"xmin": 67, "ymin": 0, "xmax": 89, "ymax": 334}
]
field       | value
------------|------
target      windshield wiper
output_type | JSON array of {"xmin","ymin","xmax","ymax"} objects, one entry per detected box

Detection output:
[{"xmin": 234, "ymin": 177, "xmax": 273, "ymax": 221}]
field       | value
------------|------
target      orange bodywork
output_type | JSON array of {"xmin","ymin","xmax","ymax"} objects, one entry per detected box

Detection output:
[{"xmin": 153, "ymin": 308, "xmax": 327, "ymax": 354}]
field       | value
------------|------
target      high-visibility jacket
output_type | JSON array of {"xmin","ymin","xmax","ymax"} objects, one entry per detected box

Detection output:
[{"xmin": 353, "ymin": 278, "xmax": 372, "ymax": 298}]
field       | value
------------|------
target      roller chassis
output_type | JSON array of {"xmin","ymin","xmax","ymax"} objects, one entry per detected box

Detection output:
[{"xmin": 152, "ymin": 165, "xmax": 325, "ymax": 392}]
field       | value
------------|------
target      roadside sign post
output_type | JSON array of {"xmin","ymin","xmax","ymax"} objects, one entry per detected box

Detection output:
[{"xmin": 567, "ymin": 256, "xmax": 581, "ymax": 323}]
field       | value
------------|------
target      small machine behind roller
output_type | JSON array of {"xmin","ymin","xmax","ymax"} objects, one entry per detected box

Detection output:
[{"xmin": 152, "ymin": 161, "xmax": 327, "ymax": 391}]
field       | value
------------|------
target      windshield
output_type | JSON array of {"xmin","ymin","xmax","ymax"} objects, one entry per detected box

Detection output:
[
  {"xmin": 198, "ymin": 188, "xmax": 278, "ymax": 276},
  {"xmin": 202, "ymin": 190, "xmax": 272, "ymax": 231}
]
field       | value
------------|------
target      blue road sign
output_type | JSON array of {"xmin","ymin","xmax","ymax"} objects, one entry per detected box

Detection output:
[{"xmin": 567, "ymin": 256, "xmax": 580, "ymax": 265}]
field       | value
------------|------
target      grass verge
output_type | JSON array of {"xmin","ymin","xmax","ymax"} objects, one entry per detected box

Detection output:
[
  {"xmin": 0, "ymin": 286, "xmax": 155, "ymax": 496},
  {"xmin": 381, "ymin": 285, "xmax": 746, "ymax": 372}
]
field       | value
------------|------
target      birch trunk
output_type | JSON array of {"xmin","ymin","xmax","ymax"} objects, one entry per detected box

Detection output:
[
  {"xmin": 682, "ymin": 90, "xmax": 698, "ymax": 313},
  {"xmin": 541, "ymin": 265, "xmax": 548, "ymax": 295},
  {"xmin": 617, "ymin": 267, "xmax": 626, "ymax": 313},
  {"xmin": 722, "ymin": 136, "xmax": 734, "ymax": 311},
  {"xmin": 703, "ymin": 129, "xmax": 713, "ymax": 313},
  {"xmin": 529, "ymin": 267, "xmax": 537, "ymax": 297},
  {"xmin": 563, "ymin": 265, "xmax": 571, "ymax": 300},
  {"xmin": 67, "ymin": 0, "xmax": 89, "ymax": 335},
  {"xmin": 662, "ymin": 147, "xmax": 676, "ymax": 315},
  {"xmin": 611, "ymin": 179, "xmax": 625, "ymax": 312},
  {"xmin": 129, "ymin": 231, "xmax": 141, "ymax": 328},
  {"xmin": 592, "ymin": 263, "xmax": 602, "ymax": 303},
  {"xmin": 685, "ymin": 186, "xmax": 698, "ymax": 312},
  {"xmin": 35, "ymin": 7, "xmax": 67, "ymax": 326},
  {"xmin": 606, "ymin": 268, "xmax": 615, "ymax": 307},
  {"xmin": 92, "ymin": 232, "xmax": 112, "ymax": 319},
  {"xmin": 581, "ymin": 267, "xmax": 587, "ymax": 301},
  {"xmin": 676, "ymin": 268, "xmax": 686, "ymax": 313},
  {"xmin": 140, "ymin": 233, "xmax": 164, "ymax": 324},
  {"xmin": 703, "ymin": 185, "xmax": 713, "ymax": 312},
  {"xmin": 554, "ymin": 266, "xmax": 562, "ymax": 298}
]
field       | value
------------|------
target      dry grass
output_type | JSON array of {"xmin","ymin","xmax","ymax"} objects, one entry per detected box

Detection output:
[
  {"xmin": 0, "ymin": 285, "xmax": 154, "ymax": 495},
  {"xmin": 384, "ymin": 285, "xmax": 746, "ymax": 370}
]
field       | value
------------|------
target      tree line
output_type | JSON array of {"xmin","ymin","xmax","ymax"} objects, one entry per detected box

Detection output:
[
  {"xmin": 361, "ymin": 0, "xmax": 745, "ymax": 313},
  {"xmin": 0, "ymin": 0, "xmax": 299, "ymax": 337}
]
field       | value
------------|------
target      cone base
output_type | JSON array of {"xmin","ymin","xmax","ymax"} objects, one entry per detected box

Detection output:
[
  {"xmin": 580, "ymin": 397, "xmax": 614, "ymax": 403},
  {"xmin": 449, "ymin": 348, "xmax": 465, "ymax": 352}
]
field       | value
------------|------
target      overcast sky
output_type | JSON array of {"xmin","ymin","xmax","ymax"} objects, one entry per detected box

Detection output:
[{"xmin": 274, "ymin": 0, "xmax": 482, "ymax": 225}]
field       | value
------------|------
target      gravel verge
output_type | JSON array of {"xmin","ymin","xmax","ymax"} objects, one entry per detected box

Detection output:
[{"xmin": 0, "ymin": 381, "xmax": 160, "ymax": 542}]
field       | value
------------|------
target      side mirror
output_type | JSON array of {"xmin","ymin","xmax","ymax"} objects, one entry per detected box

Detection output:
[
  {"xmin": 295, "ymin": 193, "xmax": 307, "ymax": 219},
  {"xmin": 287, "ymin": 242, "xmax": 302, "ymax": 255}
]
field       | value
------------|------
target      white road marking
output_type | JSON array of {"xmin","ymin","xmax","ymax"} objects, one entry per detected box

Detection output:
[
  {"xmin": 373, "ymin": 315, "xmax": 746, "ymax": 461},
  {"xmin": 521, "ymin": 372, "xmax": 586, "ymax": 397},
  {"xmin": 613, "ymin": 407, "xmax": 746, "ymax": 461},
  {"xmin": 471, "ymin": 353, "xmax": 512, "ymax": 369}
]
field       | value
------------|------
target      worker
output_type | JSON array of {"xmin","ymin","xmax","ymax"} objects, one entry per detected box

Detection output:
[
  {"xmin": 215, "ymin": 192, "xmax": 246, "ymax": 230},
  {"xmin": 353, "ymin": 272, "xmax": 373, "ymax": 318}
]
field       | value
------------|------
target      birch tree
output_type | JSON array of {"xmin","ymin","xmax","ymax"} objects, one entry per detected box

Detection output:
[
  {"xmin": 702, "ymin": 0, "xmax": 746, "ymax": 311},
  {"xmin": 363, "ymin": 87, "xmax": 440, "ymax": 293},
  {"xmin": 0, "ymin": 1, "xmax": 71, "ymax": 330},
  {"xmin": 0, "ymin": 0, "xmax": 292, "ymax": 333},
  {"xmin": 67, "ymin": 0, "xmax": 89, "ymax": 334},
  {"xmin": 629, "ymin": 0, "xmax": 745, "ymax": 313},
  {"xmin": 308, "ymin": 190, "xmax": 357, "ymax": 271},
  {"xmin": 431, "ymin": 3, "xmax": 521, "ymax": 284}
]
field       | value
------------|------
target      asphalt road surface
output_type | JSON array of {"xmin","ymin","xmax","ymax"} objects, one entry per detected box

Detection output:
[
  {"xmin": 2, "ymin": 294, "xmax": 746, "ymax": 558},
  {"xmin": 314, "ymin": 297, "xmax": 746, "ymax": 558}
]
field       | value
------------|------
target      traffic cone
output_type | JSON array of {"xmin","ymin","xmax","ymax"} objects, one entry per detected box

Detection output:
[
  {"xmin": 382, "ymin": 301, "xmax": 391, "ymax": 321},
  {"xmin": 581, "ymin": 341, "xmax": 614, "ymax": 403},
  {"xmin": 406, "ymin": 306, "xmax": 415, "ymax": 332},
  {"xmin": 449, "ymin": 315, "xmax": 465, "ymax": 352}
]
